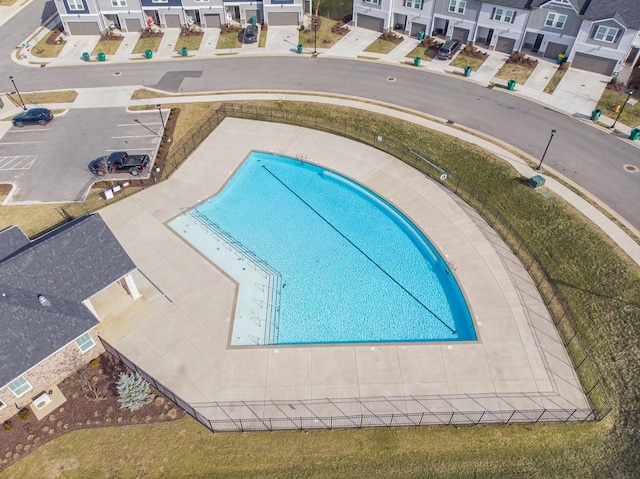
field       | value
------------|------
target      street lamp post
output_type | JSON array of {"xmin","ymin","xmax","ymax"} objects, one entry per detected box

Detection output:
[
  {"xmin": 157, "ymin": 104, "xmax": 167, "ymax": 141},
  {"xmin": 9, "ymin": 76, "xmax": 27, "ymax": 111},
  {"xmin": 313, "ymin": 20, "xmax": 318, "ymax": 55},
  {"xmin": 535, "ymin": 128, "xmax": 557, "ymax": 171},
  {"xmin": 610, "ymin": 89, "xmax": 634, "ymax": 130}
]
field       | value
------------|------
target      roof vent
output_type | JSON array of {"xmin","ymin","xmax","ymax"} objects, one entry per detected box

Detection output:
[{"xmin": 38, "ymin": 294, "xmax": 51, "ymax": 307}]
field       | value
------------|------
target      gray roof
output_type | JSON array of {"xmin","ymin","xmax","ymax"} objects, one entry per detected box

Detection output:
[
  {"xmin": 0, "ymin": 215, "xmax": 136, "ymax": 389},
  {"xmin": 582, "ymin": 0, "xmax": 640, "ymax": 29},
  {"xmin": 482, "ymin": 0, "xmax": 531, "ymax": 8},
  {"xmin": 0, "ymin": 226, "xmax": 29, "ymax": 262}
]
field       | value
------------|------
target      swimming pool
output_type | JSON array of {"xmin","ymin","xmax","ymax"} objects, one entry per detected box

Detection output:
[{"xmin": 169, "ymin": 151, "xmax": 476, "ymax": 345}]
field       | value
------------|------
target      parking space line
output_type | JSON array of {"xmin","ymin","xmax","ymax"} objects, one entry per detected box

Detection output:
[
  {"xmin": 0, "ymin": 141, "xmax": 47, "ymax": 145},
  {"xmin": 7, "ymin": 128, "xmax": 53, "ymax": 133},
  {"xmin": 118, "ymin": 122, "xmax": 163, "ymax": 127},
  {"xmin": 0, "ymin": 155, "xmax": 37, "ymax": 170},
  {"xmin": 112, "ymin": 135, "xmax": 159, "ymax": 139},
  {"xmin": 105, "ymin": 148, "xmax": 156, "ymax": 152}
]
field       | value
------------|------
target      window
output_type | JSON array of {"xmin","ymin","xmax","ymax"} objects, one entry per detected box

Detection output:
[
  {"xmin": 365, "ymin": 0, "xmax": 380, "ymax": 5},
  {"xmin": 404, "ymin": 0, "xmax": 422, "ymax": 8},
  {"xmin": 67, "ymin": 0, "xmax": 84, "ymax": 11},
  {"xmin": 111, "ymin": 0, "xmax": 126, "ymax": 6},
  {"xmin": 0, "ymin": 400, "xmax": 5, "ymax": 411},
  {"xmin": 152, "ymin": 0, "xmax": 168, "ymax": 3},
  {"xmin": 75, "ymin": 332, "xmax": 96, "ymax": 353},
  {"xmin": 9, "ymin": 377, "xmax": 32, "ymax": 398},
  {"xmin": 448, "ymin": 0, "xmax": 466, "ymax": 14},
  {"xmin": 594, "ymin": 26, "xmax": 618, "ymax": 43},
  {"xmin": 493, "ymin": 8, "xmax": 515, "ymax": 23},
  {"xmin": 545, "ymin": 13, "xmax": 567, "ymax": 29}
]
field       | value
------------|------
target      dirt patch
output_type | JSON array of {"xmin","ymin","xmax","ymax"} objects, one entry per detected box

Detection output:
[
  {"xmin": 140, "ymin": 30, "xmax": 164, "ymax": 39},
  {"xmin": 458, "ymin": 44, "xmax": 487, "ymax": 60},
  {"xmin": 221, "ymin": 25, "xmax": 242, "ymax": 34},
  {"xmin": 506, "ymin": 52, "xmax": 538, "ymax": 68},
  {"xmin": 45, "ymin": 28, "xmax": 66, "ymax": 46},
  {"xmin": 0, "ymin": 352, "xmax": 185, "ymax": 471},
  {"xmin": 180, "ymin": 27, "xmax": 204, "ymax": 38},
  {"xmin": 379, "ymin": 31, "xmax": 404, "ymax": 45}
]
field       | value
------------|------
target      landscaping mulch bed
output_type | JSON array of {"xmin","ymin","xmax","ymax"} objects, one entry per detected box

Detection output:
[
  {"xmin": 46, "ymin": 28, "xmax": 65, "ymax": 46},
  {"xmin": 1, "ymin": 352, "xmax": 185, "ymax": 472},
  {"xmin": 140, "ymin": 30, "xmax": 164, "ymax": 39},
  {"xmin": 506, "ymin": 52, "xmax": 537, "ymax": 67},
  {"xmin": 458, "ymin": 44, "xmax": 487, "ymax": 59},
  {"xmin": 379, "ymin": 31, "xmax": 404, "ymax": 45},
  {"xmin": 221, "ymin": 25, "xmax": 242, "ymax": 34},
  {"xmin": 331, "ymin": 21, "xmax": 349, "ymax": 36},
  {"xmin": 180, "ymin": 27, "xmax": 204, "ymax": 38}
]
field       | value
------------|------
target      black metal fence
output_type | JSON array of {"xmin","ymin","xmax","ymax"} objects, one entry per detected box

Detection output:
[{"xmin": 63, "ymin": 102, "xmax": 610, "ymax": 426}]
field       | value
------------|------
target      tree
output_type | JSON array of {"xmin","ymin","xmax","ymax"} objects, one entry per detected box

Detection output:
[{"xmin": 116, "ymin": 372, "xmax": 154, "ymax": 411}]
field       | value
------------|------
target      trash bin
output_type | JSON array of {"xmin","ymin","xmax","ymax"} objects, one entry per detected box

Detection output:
[
  {"xmin": 297, "ymin": 44, "xmax": 303, "ymax": 54},
  {"xmin": 250, "ymin": 16, "xmax": 257, "ymax": 26},
  {"xmin": 145, "ymin": 49, "xmax": 153, "ymax": 59},
  {"xmin": 464, "ymin": 66, "xmax": 472, "ymax": 77},
  {"xmin": 97, "ymin": 52, "xmax": 105, "ymax": 62},
  {"xmin": 591, "ymin": 109, "xmax": 602, "ymax": 121},
  {"xmin": 418, "ymin": 31, "xmax": 425, "ymax": 41},
  {"xmin": 630, "ymin": 128, "xmax": 640, "ymax": 141},
  {"xmin": 507, "ymin": 79, "xmax": 516, "ymax": 91},
  {"xmin": 181, "ymin": 46, "xmax": 188, "ymax": 57},
  {"xmin": 413, "ymin": 56, "xmax": 421, "ymax": 67},
  {"xmin": 556, "ymin": 53, "xmax": 567, "ymax": 64},
  {"xmin": 82, "ymin": 52, "xmax": 90, "ymax": 62}
]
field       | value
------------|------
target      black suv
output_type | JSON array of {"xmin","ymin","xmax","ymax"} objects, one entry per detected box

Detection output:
[
  {"xmin": 12, "ymin": 108, "xmax": 54, "ymax": 127},
  {"xmin": 437, "ymin": 40, "xmax": 461, "ymax": 60},
  {"xmin": 244, "ymin": 25, "xmax": 257, "ymax": 43}
]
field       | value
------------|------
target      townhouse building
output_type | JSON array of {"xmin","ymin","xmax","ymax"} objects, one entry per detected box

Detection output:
[
  {"xmin": 55, "ymin": 0, "xmax": 306, "ymax": 35},
  {"xmin": 353, "ymin": 0, "xmax": 640, "ymax": 76}
]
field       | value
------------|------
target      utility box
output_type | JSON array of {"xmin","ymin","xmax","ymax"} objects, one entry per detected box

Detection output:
[{"xmin": 528, "ymin": 175, "xmax": 546, "ymax": 189}]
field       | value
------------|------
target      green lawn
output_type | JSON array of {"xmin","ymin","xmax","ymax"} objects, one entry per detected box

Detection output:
[
  {"xmin": 495, "ymin": 61, "xmax": 536, "ymax": 84},
  {"xmin": 1, "ymin": 100, "xmax": 639, "ymax": 477},
  {"xmin": 405, "ymin": 46, "xmax": 439, "ymax": 61},
  {"xmin": 596, "ymin": 88, "xmax": 640, "ymax": 128},
  {"xmin": 216, "ymin": 30, "xmax": 242, "ymax": 49},
  {"xmin": 174, "ymin": 34, "xmax": 204, "ymax": 52},
  {"xmin": 31, "ymin": 25, "xmax": 66, "ymax": 58},
  {"xmin": 364, "ymin": 38, "xmax": 401, "ymax": 54},
  {"xmin": 131, "ymin": 36, "xmax": 162, "ymax": 54},
  {"xmin": 450, "ymin": 52, "xmax": 487, "ymax": 71},
  {"xmin": 544, "ymin": 66, "xmax": 566, "ymax": 94},
  {"xmin": 91, "ymin": 37, "xmax": 123, "ymax": 56},
  {"xmin": 298, "ymin": 17, "xmax": 346, "ymax": 49}
]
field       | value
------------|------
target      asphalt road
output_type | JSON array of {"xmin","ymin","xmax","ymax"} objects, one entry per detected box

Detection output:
[{"xmin": 3, "ymin": 1, "xmax": 639, "ymax": 229}]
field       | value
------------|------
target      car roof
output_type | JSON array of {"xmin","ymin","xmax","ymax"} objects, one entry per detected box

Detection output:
[{"xmin": 28, "ymin": 108, "xmax": 50, "ymax": 113}]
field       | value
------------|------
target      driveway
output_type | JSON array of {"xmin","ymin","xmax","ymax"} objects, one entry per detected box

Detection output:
[
  {"xmin": 323, "ymin": 27, "xmax": 380, "ymax": 58},
  {"xmin": 551, "ymin": 69, "xmax": 609, "ymax": 116},
  {"xmin": 263, "ymin": 26, "xmax": 301, "ymax": 54},
  {"xmin": 0, "ymin": 108, "xmax": 161, "ymax": 203}
]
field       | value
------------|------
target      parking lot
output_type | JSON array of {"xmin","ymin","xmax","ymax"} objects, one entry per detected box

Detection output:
[{"xmin": 0, "ymin": 108, "xmax": 162, "ymax": 203}]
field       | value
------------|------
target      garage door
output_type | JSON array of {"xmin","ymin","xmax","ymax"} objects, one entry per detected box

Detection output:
[
  {"xmin": 356, "ymin": 14, "xmax": 384, "ymax": 33},
  {"xmin": 67, "ymin": 22, "xmax": 100, "ymax": 36},
  {"xmin": 124, "ymin": 18, "xmax": 142, "ymax": 33},
  {"xmin": 164, "ymin": 14, "xmax": 181, "ymax": 28},
  {"xmin": 410, "ymin": 23, "xmax": 428, "ymax": 38},
  {"xmin": 268, "ymin": 12, "xmax": 299, "ymax": 26},
  {"xmin": 246, "ymin": 10, "xmax": 261, "ymax": 24},
  {"xmin": 543, "ymin": 42, "xmax": 567, "ymax": 59},
  {"xmin": 452, "ymin": 27, "xmax": 469, "ymax": 43},
  {"xmin": 571, "ymin": 53, "xmax": 616, "ymax": 75},
  {"xmin": 495, "ymin": 36, "xmax": 515, "ymax": 54},
  {"xmin": 204, "ymin": 14, "xmax": 221, "ymax": 28}
]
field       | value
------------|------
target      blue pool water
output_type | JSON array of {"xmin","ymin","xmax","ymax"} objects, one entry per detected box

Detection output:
[{"xmin": 170, "ymin": 152, "xmax": 476, "ymax": 344}]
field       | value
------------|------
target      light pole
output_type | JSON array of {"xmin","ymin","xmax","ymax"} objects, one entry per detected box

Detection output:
[
  {"xmin": 313, "ymin": 20, "xmax": 318, "ymax": 55},
  {"xmin": 157, "ymin": 104, "xmax": 167, "ymax": 141},
  {"xmin": 9, "ymin": 76, "xmax": 27, "ymax": 111},
  {"xmin": 610, "ymin": 89, "xmax": 634, "ymax": 130},
  {"xmin": 535, "ymin": 128, "xmax": 557, "ymax": 171}
]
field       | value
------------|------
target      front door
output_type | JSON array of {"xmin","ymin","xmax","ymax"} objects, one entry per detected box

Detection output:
[
  {"xmin": 533, "ymin": 34, "xmax": 544, "ymax": 52},
  {"xmin": 486, "ymin": 29, "xmax": 494, "ymax": 45}
]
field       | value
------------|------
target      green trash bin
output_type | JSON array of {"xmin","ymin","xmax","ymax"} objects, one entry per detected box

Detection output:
[
  {"xmin": 297, "ymin": 44, "xmax": 303, "ymax": 54},
  {"xmin": 413, "ymin": 56, "xmax": 421, "ymax": 67},
  {"xmin": 97, "ymin": 52, "xmax": 105, "ymax": 62},
  {"xmin": 417, "ymin": 31, "xmax": 425, "ymax": 41},
  {"xmin": 181, "ymin": 46, "xmax": 188, "ymax": 57},
  {"xmin": 82, "ymin": 52, "xmax": 90, "ymax": 62},
  {"xmin": 507, "ymin": 79, "xmax": 516, "ymax": 91},
  {"xmin": 145, "ymin": 49, "xmax": 153, "ymax": 59},
  {"xmin": 630, "ymin": 128, "xmax": 640, "ymax": 141},
  {"xmin": 464, "ymin": 66, "xmax": 472, "ymax": 77},
  {"xmin": 250, "ymin": 16, "xmax": 257, "ymax": 26},
  {"xmin": 591, "ymin": 109, "xmax": 602, "ymax": 121}
]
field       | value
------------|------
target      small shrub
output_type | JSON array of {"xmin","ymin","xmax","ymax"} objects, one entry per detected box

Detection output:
[
  {"xmin": 116, "ymin": 372, "xmax": 154, "ymax": 411},
  {"xmin": 18, "ymin": 409, "xmax": 30, "ymax": 421},
  {"xmin": 90, "ymin": 359, "xmax": 99, "ymax": 368},
  {"xmin": 3, "ymin": 421, "xmax": 13, "ymax": 432},
  {"xmin": 299, "ymin": 24, "xmax": 305, "ymax": 32}
]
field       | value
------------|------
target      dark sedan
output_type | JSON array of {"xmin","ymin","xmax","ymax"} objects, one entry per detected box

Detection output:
[
  {"xmin": 12, "ymin": 108, "xmax": 54, "ymax": 127},
  {"xmin": 244, "ymin": 25, "xmax": 257, "ymax": 44}
]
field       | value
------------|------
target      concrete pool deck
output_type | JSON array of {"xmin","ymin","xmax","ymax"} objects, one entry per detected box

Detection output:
[{"xmin": 96, "ymin": 119, "xmax": 589, "ymax": 428}]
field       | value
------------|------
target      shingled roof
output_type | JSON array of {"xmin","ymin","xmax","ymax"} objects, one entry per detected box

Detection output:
[{"xmin": 0, "ymin": 215, "xmax": 136, "ymax": 389}]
